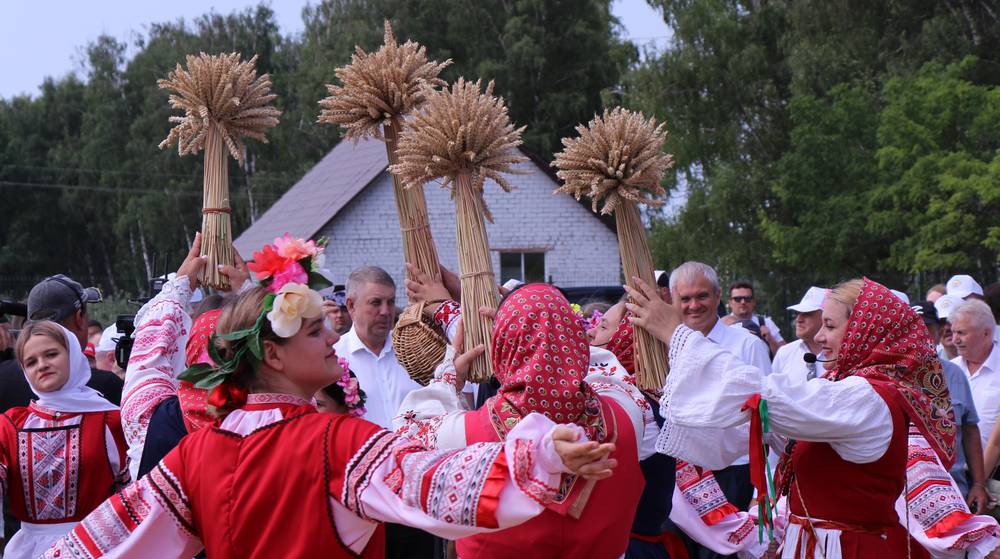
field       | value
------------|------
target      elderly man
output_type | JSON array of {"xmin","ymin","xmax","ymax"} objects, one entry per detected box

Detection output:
[
  {"xmin": 951, "ymin": 300, "xmax": 1000, "ymax": 450},
  {"xmin": 667, "ymin": 261, "xmax": 769, "ymax": 559},
  {"xmin": 771, "ymin": 286, "xmax": 825, "ymax": 380}
]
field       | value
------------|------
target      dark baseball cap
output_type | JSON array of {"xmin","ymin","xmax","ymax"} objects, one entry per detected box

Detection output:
[
  {"xmin": 27, "ymin": 275, "xmax": 102, "ymax": 321},
  {"xmin": 910, "ymin": 300, "xmax": 939, "ymax": 325}
]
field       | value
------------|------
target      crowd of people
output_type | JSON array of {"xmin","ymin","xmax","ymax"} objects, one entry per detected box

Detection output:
[{"xmin": 1, "ymin": 231, "xmax": 1000, "ymax": 559}]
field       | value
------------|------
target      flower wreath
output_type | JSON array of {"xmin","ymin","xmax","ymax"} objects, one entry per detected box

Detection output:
[
  {"xmin": 335, "ymin": 357, "xmax": 367, "ymax": 417},
  {"xmin": 178, "ymin": 234, "xmax": 332, "ymax": 409}
]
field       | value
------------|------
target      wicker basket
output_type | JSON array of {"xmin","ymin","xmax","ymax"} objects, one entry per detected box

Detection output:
[{"xmin": 392, "ymin": 302, "xmax": 448, "ymax": 386}]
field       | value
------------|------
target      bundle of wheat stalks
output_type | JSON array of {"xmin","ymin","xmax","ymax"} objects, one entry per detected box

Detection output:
[
  {"xmin": 318, "ymin": 20, "xmax": 450, "ymax": 278},
  {"xmin": 552, "ymin": 107, "xmax": 674, "ymax": 391},
  {"xmin": 318, "ymin": 21, "xmax": 452, "ymax": 385},
  {"xmin": 158, "ymin": 52, "xmax": 280, "ymax": 290},
  {"xmin": 391, "ymin": 78, "xmax": 527, "ymax": 383}
]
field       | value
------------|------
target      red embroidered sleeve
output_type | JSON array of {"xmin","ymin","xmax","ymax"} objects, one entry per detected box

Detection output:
[{"xmin": 120, "ymin": 278, "xmax": 192, "ymax": 455}]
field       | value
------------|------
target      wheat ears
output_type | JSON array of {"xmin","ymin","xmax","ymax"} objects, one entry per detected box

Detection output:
[
  {"xmin": 552, "ymin": 107, "xmax": 673, "ymax": 215},
  {"xmin": 390, "ymin": 78, "xmax": 527, "ymax": 219},
  {"xmin": 317, "ymin": 21, "xmax": 450, "ymax": 141},
  {"xmin": 158, "ymin": 52, "xmax": 280, "ymax": 161}
]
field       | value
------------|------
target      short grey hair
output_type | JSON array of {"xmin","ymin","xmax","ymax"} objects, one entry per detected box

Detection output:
[
  {"xmin": 346, "ymin": 266, "xmax": 396, "ymax": 299},
  {"xmin": 951, "ymin": 299, "xmax": 996, "ymax": 333},
  {"xmin": 669, "ymin": 261, "xmax": 720, "ymax": 294}
]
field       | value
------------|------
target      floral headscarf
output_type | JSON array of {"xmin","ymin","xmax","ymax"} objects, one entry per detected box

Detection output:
[
  {"xmin": 488, "ymin": 284, "xmax": 605, "ymax": 441},
  {"xmin": 827, "ymin": 278, "xmax": 956, "ymax": 468}
]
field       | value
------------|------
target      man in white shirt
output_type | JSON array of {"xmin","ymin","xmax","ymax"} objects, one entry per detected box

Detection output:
[
  {"xmin": 772, "ymin": 286, "xmax": 826, "ymax": 381},
  {"xmin": 667, "ymin": 261, "xmax": 768, "ymax": 559},
  {"xmin": 951, "ymin": 299, "xmax": 1000, "ymax": 449},
  {"xmin": 333, "ymin": 266, "xmax": 433, "ymax": 559},
  {"xmin": 334, "ymin": 266, "xmax": 421, "ymax": 429}
]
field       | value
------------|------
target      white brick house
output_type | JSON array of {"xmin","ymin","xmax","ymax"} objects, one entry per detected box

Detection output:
[{"xmin": 234, "ymin": 136, "xmax": 621, "ymax": 303}]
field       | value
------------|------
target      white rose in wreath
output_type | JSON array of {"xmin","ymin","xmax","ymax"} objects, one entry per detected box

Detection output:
[{"xmin": 268, "ymin": 282, "xmax": 324, "ymax": 338}]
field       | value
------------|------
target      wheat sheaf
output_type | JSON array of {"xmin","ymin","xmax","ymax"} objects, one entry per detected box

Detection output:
[
  {"xmin": 552, "ymin": 107, "xmax": 673, "ymax": 215},
  {"xmin": 317, "ymin": 20, "xmax": 450, "ymax": 141},
  {"xmin": 158, "ymin": 52, "xmax": 280, "ymax": 161}
]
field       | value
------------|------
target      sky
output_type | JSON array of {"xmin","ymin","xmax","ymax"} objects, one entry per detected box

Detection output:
[{"xmin": 0, "ymin": 0, "xmax": 671, "ymax": 100}]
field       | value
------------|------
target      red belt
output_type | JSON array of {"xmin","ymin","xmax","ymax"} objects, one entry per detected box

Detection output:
[{"xmin": 789, "ymin": 514, "xmax": 887, "ymax": 557}]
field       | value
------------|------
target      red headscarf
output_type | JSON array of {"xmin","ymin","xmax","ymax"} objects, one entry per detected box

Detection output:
[
  {"xmin": 488, "ymin": 284, "xmax": 606, "ymax": 442},
  {"xmin": 179, "ymin": 309, "xmax": 225, "ymax": 432},
  {"xmin": 604, "ymin": 315, "xmax": 635, "ymax": 376},
  {"xmin": 827, "ymin": 278, "xmax": 956, "ymax": 467}
]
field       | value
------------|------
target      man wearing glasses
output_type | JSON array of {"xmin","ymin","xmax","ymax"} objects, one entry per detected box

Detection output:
[{"xmin": 722, "ymin": 280, "xmax": 785, "ymax": 355}]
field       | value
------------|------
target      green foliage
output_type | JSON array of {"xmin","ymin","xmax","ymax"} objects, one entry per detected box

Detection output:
[{"xmin": 634, "ymin": 0, "xmax": 1000, "ymax": 323}]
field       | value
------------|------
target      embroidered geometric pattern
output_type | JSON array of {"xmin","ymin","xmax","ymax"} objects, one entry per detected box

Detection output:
[
  {"xmin": 675, "ymin": 460, "xmax": 736, "ymax": 524},
  {"xmin": 343, "ymin": 429, "xmax": 399, "ymax": 519},
  {"xmin": 906, "ymin": 438, "xmax": 970, "ymax": 531},
  {"xmin": 147, "ymin": 462, "xmax": 195, "ymax": 536},
  {"xmin": 727, "ymin": 515, "xmax": 756, "ymax": 545},
  {"xmin": 404, "ymin": 442, "xmax": 501, "ymax": 526},
  {"xmin": 46, "ymin": 483, "xmax": 151, "ymax": 559},
  {"xmin": 20, "ymin": 426, "xmax": 81, "ymax": 520}
]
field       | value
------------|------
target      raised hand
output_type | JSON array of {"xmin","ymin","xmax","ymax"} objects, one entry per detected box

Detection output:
[
  {"xmin": 404, "ymin": 263, "xmax": 451, "ymax": 314},
  {"xmin": 624, "ymin": 276, "xmax": 683, "ymax": 344},
  {"xmin": 176, "ymin": 232, "xmax": 208, "ymax": 290},
  {"xmin": 217, "ymin": 246, "xmax": 250, "ymax": 293},
  {"xmin": 552, "ymin": 427, "xmax": 617, "ymax": 481}
]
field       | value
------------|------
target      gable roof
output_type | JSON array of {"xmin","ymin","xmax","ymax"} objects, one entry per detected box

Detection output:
[
  {"xmin": 234, "ymin": 137, "xmax": 387, "ymax": 255},
  {"xmin": 235, "ymin": 136, "xmax": 617, "ymax": 255}
]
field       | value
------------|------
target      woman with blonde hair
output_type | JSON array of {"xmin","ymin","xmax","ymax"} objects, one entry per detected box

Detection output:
[
  {"xmin": 1, "ymin": 320, "xmax": 127, "ymax": 558},
  {"xmin": 627, "ymin": 276, "xmax": 964, "ymax": 557}
]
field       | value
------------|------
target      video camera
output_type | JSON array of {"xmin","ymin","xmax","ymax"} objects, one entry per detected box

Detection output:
[{"xmin": 113, "ymin": 274, "xmax": 170, "ymax": 370}]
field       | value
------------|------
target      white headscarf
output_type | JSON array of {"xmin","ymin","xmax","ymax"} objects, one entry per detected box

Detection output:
[{"xmin": 24, "ymin": 324, "xmax": 118, "ymax": 412}]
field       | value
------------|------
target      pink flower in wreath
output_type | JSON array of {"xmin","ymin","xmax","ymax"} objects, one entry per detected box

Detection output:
[
  {"xmin": 274, "ymin": 233, "xmax": 320, "ymax": 260},
  {"xmin": 270, "ymin": 260, "xmax": 308, "ymax": 292}
]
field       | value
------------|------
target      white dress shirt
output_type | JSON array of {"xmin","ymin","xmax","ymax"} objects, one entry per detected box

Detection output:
[
  {"xmin": 708, "ymin": 319, "xmax": 772, "ymax": 375},
  {"xmin": 771, "ymin": 339, "xmax": 820, "ymax": 382},
  {"xmin": 952, "ymin": 342, "xmax": 1000, "ymax": 448},
  {"xmin": 334, "ymin": 327, "xmax": 422, "ymax": 428}
]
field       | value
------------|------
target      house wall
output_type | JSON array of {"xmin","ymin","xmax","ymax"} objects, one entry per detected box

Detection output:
[{"xmin": 316, "ymin": 161, "xmax": 622, "ymax": 304}]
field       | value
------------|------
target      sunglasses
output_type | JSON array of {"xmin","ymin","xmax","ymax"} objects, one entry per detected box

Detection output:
[{"xmin": 731, "ymin": 296, "xmax": 754, "ymax": 303}]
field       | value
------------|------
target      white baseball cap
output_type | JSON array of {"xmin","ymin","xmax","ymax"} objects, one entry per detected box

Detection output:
[
  {"xmin": 889, "ymin": 289, "xmax": 910, "ymax": 305},
  {"xmin": 946, "ymin": 274, "xmax": 983, "ymax": 299},
  {"xmin": 788, "ymin": 286, "xmax": 826, "ymax": 313},
  {"xmin": 934, "ymin": 294, "xmax": 962, "ymax": 321},
  {"xmin": 95, "ymin": 324, "xmax": 123, "ymax": 354}
]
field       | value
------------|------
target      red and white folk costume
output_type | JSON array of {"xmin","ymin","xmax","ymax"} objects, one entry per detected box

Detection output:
[
  {"xmin": 43, "ymin": 290, "xmax": 585, "ymax": 559},
  {"xmin": 658, "ymin": 279, "xmax": 957, "ymax": 558},
  {"xmin": 396, "ymin": 284, "xmax": 650, "ymax": 558},
  {"xmin": 0, "ymin": 325, "xmax": 127, "ymax": 559}
]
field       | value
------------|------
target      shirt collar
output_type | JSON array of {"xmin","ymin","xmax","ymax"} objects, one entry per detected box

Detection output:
[
  {"xmin": 982, "ymin": 342, "xmax": 1000, "ymax": 375},
  {"xmin": 705, "ymin": 317, "xmax": 725, "ymax": 343},
  {"xmin": 342, "ymin": 326, "xmax": 394, "ymax": 359}
]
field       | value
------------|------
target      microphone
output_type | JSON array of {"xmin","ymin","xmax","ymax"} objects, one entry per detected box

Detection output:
[{"xmin": 803, "ymin": 352, "xmax": 836, "ymax": 364}]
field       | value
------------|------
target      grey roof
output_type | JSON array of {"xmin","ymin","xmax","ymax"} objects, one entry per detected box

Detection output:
[
  {"xmin": 235, "ymin": 135, "xmax": 617, "ymax": 255},
  {"xmin": 234, "ymin": 137, "xmax": 388, "ymax": 255}
]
